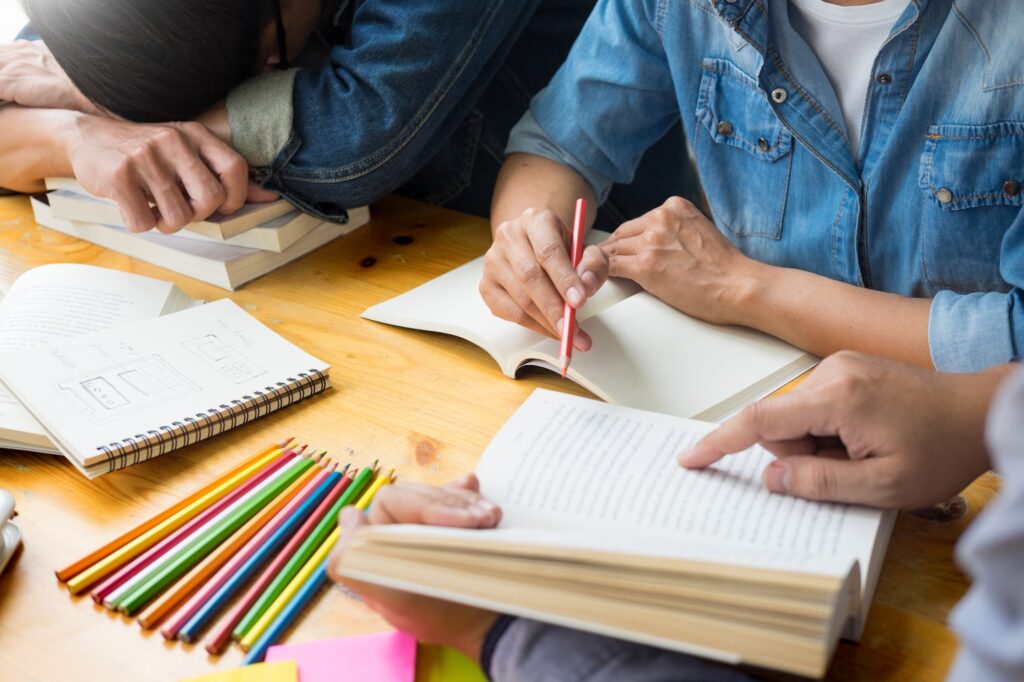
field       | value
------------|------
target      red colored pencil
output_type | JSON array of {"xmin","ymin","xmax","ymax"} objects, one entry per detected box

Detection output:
[
  {"xmin": 159, "ymin": 464, "xmax": 341, "ymax": 640},
  {"xmin": 90, "ymin": 447, "xmax": 305, "ymax": 605},
  {"xmin": 560, "ymin": 198, "xmax": 587, "ymax": 377},
  {"xmin": 204, "ymin": 471, "xmax": 355, "ymax": 655},
  {"xmin": 56, "ymin": 438, "xmax": 293, "ymax": 583}
]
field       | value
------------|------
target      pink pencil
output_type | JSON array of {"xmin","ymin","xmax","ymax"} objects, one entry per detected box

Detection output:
[
  {"xmin": 560, "ymin": 198, "xmax": 587, "ymax": 377},
  {"xmin": 89, "ymin": 446, "xmax": 306, "ymax": 605},
  {"xmin": 159, "ymin": 464, "xmax": 340, "ymax": 640}
]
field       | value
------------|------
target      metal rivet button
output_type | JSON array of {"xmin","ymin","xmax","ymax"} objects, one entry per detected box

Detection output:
[
  {"xmin": 935, "ymin": 188, "xmax": 953, "ymax": 204},
  {"xmin": 1004, "ymin": 180, "xmax": 1021, "ymax": 197},
  {"xmin": 716, "ymin": 120, "xmax": 734, "ymax": 136},
  {"xmin": 876, "ymin": 73, "xmax": 893, "ymax": 85},
  {"xmin": 757, "ymin": 137, "xmax": 770, "ymax": 152},
  {"xmin": 770, "ymin": 87, "xmax": 788, "ymax": 103}
]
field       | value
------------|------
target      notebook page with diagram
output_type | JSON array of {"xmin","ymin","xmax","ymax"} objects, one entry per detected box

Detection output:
[
  {"xmin": 0, "ymin": 264, "xmax": 194, "ymax": 452},
  {"xmin": 0, "ymin": 298, "xmax": 330, "ymax": 477}
]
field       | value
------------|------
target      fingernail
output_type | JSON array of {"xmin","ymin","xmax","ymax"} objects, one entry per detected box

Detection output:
[
  {"xmin": 764, "ymin": 463, "xmax": 790, "ymax": 493},
  {"xmin": 556, "ymin": 317, "xmax": 564, "ymax": 333},
  {"xmin": 566, "ymin": 287, "xmax": 583, "ymax": 308},
  {"xmin": 340, "ymin": 507, "xmax": 362, "ymax": 527},
  {"xmin": 573, "ymin": 329, "xmax": 592, "ymax": 351},
  {"xmin": 581, "ymin": 271, "xmax": 599, "ymax": 295},
  {"xmin": 677, "ymin": 449, "xmax": 693, "ymax": 466}
]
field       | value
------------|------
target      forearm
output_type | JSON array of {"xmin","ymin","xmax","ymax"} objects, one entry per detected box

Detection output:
[
  {"xmin": 738, "ymin": 263, "xmax": 933, "ymax": 367},
  {"xmin": 491, "ymin": 153, "xmax": 596, "ymax": 234},
  {"xmin": 0, "ymin": 105, "xmax": 75, "ymax": 193}
]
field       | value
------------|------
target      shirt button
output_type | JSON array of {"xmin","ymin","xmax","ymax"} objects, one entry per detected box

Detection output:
[
  {"xmin": 716, "ymin": 120, "xmax": 734, "ymax": 136},
  {"xmin": 876, "ymin": 73, "xmax": 893, "ymax": 85},
  {"xmin": 1004, "ymin": 180, "xmax": 1021, "ymax": 197},
  {"xmin": 770, "ymin": 87, "xmax": 788, "ymax": 104},
  {"xmin": 935, "ymin": 188, "xmax": 953, "ymax": 204},
  {"xmin": 757, "ymin": 137, "xmax": 770, "ymax": 152}
]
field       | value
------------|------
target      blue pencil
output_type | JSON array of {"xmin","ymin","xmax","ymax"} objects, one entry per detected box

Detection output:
[
  {"xmin": 177, "ymin": 472, "xmax": 341, "ymax": 643},
  {"xmin": 242, "ymin": 559, "xmax": 329, "ymax": 664}
]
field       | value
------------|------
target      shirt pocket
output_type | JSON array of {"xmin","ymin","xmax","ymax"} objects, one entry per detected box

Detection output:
[
  {"xmin": 918, "ymin": 122, "xmax": 1023, "ymax": 294},
  {"xmin": 694, "ymin": 59, "xmax": 793, "ymax": 239}
]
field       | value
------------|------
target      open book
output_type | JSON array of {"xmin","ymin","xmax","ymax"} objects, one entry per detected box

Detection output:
[
  {"xmin": 0, "ymin": 264, "xmax": 195, "ymax": 453},
  {"xmin": 339, "ymin": 390, "xmax": 895, "ymax": 678},
  {"xmin": 363, "ymin": 242, "xmax": 817, "ymax": 421},
  {"xmin": 0, "ymin": 299, "xmax": 330, "ymax": 478}
]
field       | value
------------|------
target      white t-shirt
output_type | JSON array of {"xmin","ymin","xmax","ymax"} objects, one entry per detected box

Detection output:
[{"xmin": 789, "ymin": 0, "xmax": 910, "ymax": 162}]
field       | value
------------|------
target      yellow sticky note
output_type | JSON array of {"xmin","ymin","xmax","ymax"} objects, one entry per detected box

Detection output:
[
  {"xmin": 416, "ymin": 644, "xmax": 486, "ymax": 682},
  {"xmin": 179, "ymin": 661, "xmax": 298, "ymax": 682}
]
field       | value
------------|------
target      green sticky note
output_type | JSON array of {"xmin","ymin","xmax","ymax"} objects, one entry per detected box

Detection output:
[{"xmin": 416, "ymin": 645, "xmax": 486, "ymax": 682}]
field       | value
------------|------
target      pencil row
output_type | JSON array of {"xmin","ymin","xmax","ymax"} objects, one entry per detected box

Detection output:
[{"xmin": 55, "ymin": 438, "xmax": 396, "ymax": 663}]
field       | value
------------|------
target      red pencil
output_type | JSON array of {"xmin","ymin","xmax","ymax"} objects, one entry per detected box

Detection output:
[
  {"xmin": 90, "ymin": 446, "xmax": 305, "ymax": 605},
  {"xmin": 560, "ymin": 197, "xmax": 587, "ymax": 377},
  {"xmin": 204, "ymin": 471, "xmax": 355, "ymax": 655},
  {"xmin": 159, "ymin": 464, "xmax": 340, "ymax": 640}
]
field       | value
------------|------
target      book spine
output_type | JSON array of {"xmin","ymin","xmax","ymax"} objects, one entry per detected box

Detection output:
[{"xmin": 94, "ymin": 370, "xmax": 330, "ymax": 473}]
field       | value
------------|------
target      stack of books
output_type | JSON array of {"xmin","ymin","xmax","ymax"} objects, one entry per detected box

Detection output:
[{"xmin": 31, "ymin": 178, "xmax": 370, "ymax": 290}]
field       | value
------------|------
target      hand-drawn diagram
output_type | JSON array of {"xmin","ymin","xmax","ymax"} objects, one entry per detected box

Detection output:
[
  {"xmin": 57, "ymin": 355, "xmax": 199, "ymax": 424},
  {"xmin": 183, "ymin": 333, "xmax": 267, "ymax": 384}
]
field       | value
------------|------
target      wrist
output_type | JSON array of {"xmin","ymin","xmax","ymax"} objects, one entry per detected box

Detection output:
[
  {"xmin": 724, "ymin": 255, "xmax": 776, "ymax": 327},
  {"xmin": 451, "ymin": 609, "xmax": 501, "ymax": 664},
  {"xmin": 47, "ymin": 109, "xmax": 85, "ymax": 178}
]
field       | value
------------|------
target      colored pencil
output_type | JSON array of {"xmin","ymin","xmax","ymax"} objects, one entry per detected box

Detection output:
[
  {"xmin": 231, "ymin": 464, "xmax": 377, "ymax": 641},
  {"xmin": 102, "ymin": 452, "xmax": 306, "ymax": 608},
  {"xmin": 240, "ymin": 470, "xmax": 394, "ymax": 655},
  {"xmin": 115, "ymin": 456, "xmax": 317, "ymax": 615},
  {"xmin": 167, "ymin": 467, "xmax": 344, "ymax": 642},
  {"xmin": 66, "ymin": 444, "xmax": 288, "ymax": 594},
  {"xmin": 91, "ymin": 447, "xmax": 304, "ymax": 605},
  {"xmin": 559, "ymin": 197, "xmax": 587, "ymax": 377},
  {"xmin": 136, "ymin": 459, "xmax": 327, "ymax": 629},
  {"xmin": 56, "ymin": 438, "xmax": 292, "ymax": 583},
  {"xmin": 203, "ymin": 470, "xmax": 358, "ymax": 655}
]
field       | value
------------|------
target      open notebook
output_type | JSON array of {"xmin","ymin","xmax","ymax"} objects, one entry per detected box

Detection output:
[
  {"xmin": 0, "ymin": 264, "xmax": 196, "ymax": 453},
  {"xmin": 0, "ymin": 298, "xmax": 330, "ymax": 478},
  {"xmin": 339, "ymin": 390, "xmax": 896, "ymax": 678},
  {"xmin": 363, "ymin": 238, "xmax": 817, "ymax": 421}
]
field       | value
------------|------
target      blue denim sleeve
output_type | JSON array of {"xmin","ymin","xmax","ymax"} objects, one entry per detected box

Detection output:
[
  {"xmin": 487, "ymin": 617, "xmax": 756, "ymax": 682},
  {"xmin": 504, "ymin": 0, "xmax": 681, "ymax": 203},
  {"xmin": 255, "ymin": 0, "xmax": 539, "ymax": 221}
]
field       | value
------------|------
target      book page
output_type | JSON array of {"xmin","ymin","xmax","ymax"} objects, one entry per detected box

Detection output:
[
  {"xmin": 477, "ymin": 389, "xmax": 884, "ymax": 583},
  {"xmin": 522, "ymin": 293, "xmax": 817, "ymax": 421},
  {"xmin": 0, "ymin": 264, "xmax": 190, "ymax": 447},
  {"xmin": 0, "ymin": 299, "xmax": 328, "ymax": 470},
  {"xmin": 361, "ymin": 234, "xmax": 639, "ymax": 374}
]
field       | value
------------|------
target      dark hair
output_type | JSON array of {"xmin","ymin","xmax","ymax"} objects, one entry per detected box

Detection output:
[{"xmin": 22, "ymin": 0, "xmax": 272, "ymax": 122}]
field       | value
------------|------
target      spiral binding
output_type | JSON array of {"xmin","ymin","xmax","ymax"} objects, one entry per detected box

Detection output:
[{"xmin": 94, "ymin": 369, "xmax": 331, "ymax": 473}]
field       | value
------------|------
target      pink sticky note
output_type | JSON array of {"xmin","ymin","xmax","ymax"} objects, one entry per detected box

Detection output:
[{"xmin": 266, "ymin": 631, "xmax": 417, "ymax": 682}]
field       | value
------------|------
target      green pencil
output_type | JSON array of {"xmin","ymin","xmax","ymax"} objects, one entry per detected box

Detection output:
[
  {"xmin": 232, "ymin": 464, "xmax": 375, "ymax": 639},
  {"xmin": 115, "ymin": 457, "xmax": 316, "ymax": 615}
]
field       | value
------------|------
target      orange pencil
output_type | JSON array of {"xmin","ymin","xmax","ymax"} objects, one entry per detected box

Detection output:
[
  {"xmin": 56, "ymin": 438, "xmax": 292, "ymax": 583},
  {"xmin": 135, "ymin": 458, "xmax": 327, "ymax": 629}
]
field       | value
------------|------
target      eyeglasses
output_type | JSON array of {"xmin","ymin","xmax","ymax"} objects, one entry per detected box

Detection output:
[{"xmin": 270, "ymin": 0, "xmax": 289, "ymax": 69}]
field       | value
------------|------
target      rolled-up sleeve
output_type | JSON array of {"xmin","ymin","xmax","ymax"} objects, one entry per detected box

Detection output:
[
  {"xmin": 505, "ymin": 0, "xmax": 681, "ymax": 204},
  {"xmin": 929, "ymin": 289, "xmax": 1022, "ymax": 372},
  {"xmin": 227, "ymin": 69, "xmax": 299, "ymax": 169}
]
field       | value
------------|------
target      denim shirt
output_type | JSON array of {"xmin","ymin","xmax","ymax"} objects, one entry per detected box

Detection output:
[{"xmin": 507, "ymin": 0, "xmax": 1024, "ymax": 372}]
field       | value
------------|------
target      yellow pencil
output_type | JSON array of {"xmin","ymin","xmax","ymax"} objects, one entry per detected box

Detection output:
[
  {"xmin": 66, "ymin": 447, "xmax": 286, "ymax": 594},
  {"xmin": 240, "ymin": 469, "xmax": 394, "ymax": 649}
]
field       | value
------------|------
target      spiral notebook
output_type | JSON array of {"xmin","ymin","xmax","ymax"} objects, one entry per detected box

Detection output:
[{"xmin": 0, "ymin": 299, "xmax": 330, "ymax": 478}]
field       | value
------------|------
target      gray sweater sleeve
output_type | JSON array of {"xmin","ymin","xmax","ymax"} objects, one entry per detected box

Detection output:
[{"xmin": 488, "ymin": 618, "xmax": 757, "ymax": 682}]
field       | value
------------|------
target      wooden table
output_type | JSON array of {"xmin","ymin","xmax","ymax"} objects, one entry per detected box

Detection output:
[{"xmin": 0, "ymin": 194, "xmax": 997, "ymax": 681}]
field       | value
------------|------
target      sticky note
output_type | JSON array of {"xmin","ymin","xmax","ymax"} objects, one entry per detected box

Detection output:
[
  {"xmin": 416, "ymin": 644, "xmax": 487, "ymax": 682},
  {"xmin": 266, "ymin": 631, "xmax": 416, "ymax": 682},
  {"xmin": 180, "ymin": 660, "xmax": 297, "ymax": 682}
]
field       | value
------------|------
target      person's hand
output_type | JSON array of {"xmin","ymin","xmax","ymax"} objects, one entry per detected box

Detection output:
[
  {"xmin": 480, "ymin": 208, "xmax": 608, "ymax": 349},
  {"xmin": 63, "ymin": 114, "xmax": 249, "ymax": 233},
  {"xmin": 328, "ymin": 474, "xmax": 502, "ymax": 663},
  {"xmin": 600, "ymin": 196, "xmax": 759, "ymax": 326},
  {"xmin": 0, "ymin": 40, "xmax": 98, "ymax": 113},
  {"xmin": 678, "ymin": 352, "xmax": 1008, "ymax": 509}
]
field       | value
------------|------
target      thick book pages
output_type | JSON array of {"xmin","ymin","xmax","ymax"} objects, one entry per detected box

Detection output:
[
  {"xmin": 0, "ymin": 264, "xmax": 195, "ymax": 453},
  {"xmin": 45, "ymin": 179, "xmax": 295, "ymax": 240},
  {"xmin": 31, "ymin": 196, "xmax": 370, "ymax": 291},
  {"xmin": 363, "ymin": 248, "xmax": 817, "ymax": 421},
  {"xmin": 0, "ymin": 299, "xmax": 330, "ymax": 477},
  {"xmin": 339, "ymin": 389, "xmax": 895, "ymax": 678}
]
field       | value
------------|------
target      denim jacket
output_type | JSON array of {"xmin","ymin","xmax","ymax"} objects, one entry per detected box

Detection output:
[{"xmin": 507, "ymin": 0, "xmax": 1024, "ymax": 372}]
